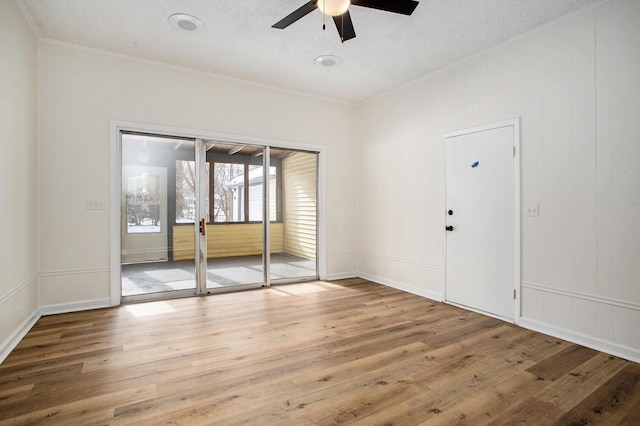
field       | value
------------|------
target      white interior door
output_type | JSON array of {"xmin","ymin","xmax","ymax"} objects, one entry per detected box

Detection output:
[{"xmin": 445, "ymin": 121, "xmax": 518, "ymax": 321}]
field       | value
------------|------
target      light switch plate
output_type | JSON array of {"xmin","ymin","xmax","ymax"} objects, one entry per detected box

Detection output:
[
  {"xmin": 526, "ymin": 203, "xmax": 539, "ymax": 217},
  {"xmin": 87, "ymin": 199, "xmax": 105, "ymax": 210}
]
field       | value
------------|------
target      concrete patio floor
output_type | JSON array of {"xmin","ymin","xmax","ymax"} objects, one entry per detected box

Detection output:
[{"xmin": 121, "ymin": 253, "xmax": 317, "ymax": 296}]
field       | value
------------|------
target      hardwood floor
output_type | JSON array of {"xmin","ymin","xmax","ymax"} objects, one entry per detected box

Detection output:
[{"xmin": 1, "ymin": 278, "xmax": 639, "ymax": 425}]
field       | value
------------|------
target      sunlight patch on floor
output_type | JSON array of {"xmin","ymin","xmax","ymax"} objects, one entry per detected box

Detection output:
[
  {"xmin": 272, "ymin": 281, "xmax": 330, "ymax": 295},
  {"xmin": 125, "ymin": 301, "xmax": 176, "ymax": 317}
]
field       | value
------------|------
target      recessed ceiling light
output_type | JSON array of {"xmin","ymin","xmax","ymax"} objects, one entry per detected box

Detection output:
[
  {"xmin": 314, "ymin": 55, "xmax": 343, "ymax": 68},
  {"xmin": 168, "ymin": 13, "xmax": 205, "ymax": 32}
]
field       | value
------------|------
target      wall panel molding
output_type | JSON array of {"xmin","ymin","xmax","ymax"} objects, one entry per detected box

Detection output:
[
  {"xmin": 0, "ymin": 273, "xmax": 37, "ymax": 305},
  {"xmin": 327, "ymin": 250, "xmax": 358, "ymax": 256},
  {"xmin": 39, "ymin": 268, "xmax": 111, "ymax": 278},
  {"xmin": 522, "ymin": 281, "xmax": 640, "ymax": 311},
  {"xmin": 358, "ymin": 251, "xmax": 442, "ymax": 270}
]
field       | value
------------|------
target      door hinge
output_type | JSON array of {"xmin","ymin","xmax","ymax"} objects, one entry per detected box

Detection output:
[
  {"xmin": 513, "ymin": 289, "xmax": 517, "ymax": 299},
  {"xmin": 513, "ymin": 146, "xmax": 516, "ymax": 157}
]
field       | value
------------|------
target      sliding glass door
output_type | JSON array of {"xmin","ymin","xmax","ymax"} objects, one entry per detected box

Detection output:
[
  {"xmin": 120, "ymin": 131, "xmax": 319, "ymax": 301},
  {"xmin": 121, "ymin": 134, "xmax": 199, "ymax": 300},
  {"xmin": 203, "ymin": 143, "xmax": 267, "ymax": 291}
]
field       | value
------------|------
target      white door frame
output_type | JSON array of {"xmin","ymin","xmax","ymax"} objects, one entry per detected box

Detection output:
[
  {"xmin": 109, "ymin": 121, "xmax": 326, "ymax": 306},
  {"xmin": 441, "ymin": 118, "xmax": 521, "ymax": 323}
]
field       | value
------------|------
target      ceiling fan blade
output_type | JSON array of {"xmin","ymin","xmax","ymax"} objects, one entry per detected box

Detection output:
[
  {"xmin": 333, "ymin": 10, "xmax": 356, "ymax": 42},
  {"xmin": 351, "ymin": 0, "xmax": 419, "ymax": 15},
  {"xmin": 272, "ymin": 1, "xmax": 318, "ymax": 29}
]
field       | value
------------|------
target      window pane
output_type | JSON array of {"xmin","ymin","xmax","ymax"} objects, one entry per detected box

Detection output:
[
  {"xmin": 176, "ymin": 160, "xmax": 209, "ymax": 223},
  {"xmin": 175, "ymin": 160, "xmax": 196, "ymax": 223},
  {"xmin": 248, "ymin": 166, "xmax": 277, "ymax": 222},
  {"xmin": 269, "ymin": 166, "xmax": 277, "ymax": 222},
  {"xmin": 127, "ymin": 204, "xmax": 161, "ymax": 233},
  {"xmin": 127, "ymin": 173, "xmax": 160, "ymax": 202},
  {"xmin": 126, "ymin": 172, "xmax": 161, "ymax": 233},
  {"xmin": 213, "ymin": 163, "xmax": 244, "ymax": 222}
]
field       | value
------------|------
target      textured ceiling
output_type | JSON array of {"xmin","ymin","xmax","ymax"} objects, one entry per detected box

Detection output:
[{"xmin": 20, "ymin": 0, "xmax": 598, "ymax": 104}]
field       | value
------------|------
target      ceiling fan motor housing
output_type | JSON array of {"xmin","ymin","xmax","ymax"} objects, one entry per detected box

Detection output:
[
  {"xmin": 317, "ymin": 0, "xmax": 351, "ymax": 16},
  {"xmin": 273, "ymin": 0, "xmax": 419, "ymax": 42}
]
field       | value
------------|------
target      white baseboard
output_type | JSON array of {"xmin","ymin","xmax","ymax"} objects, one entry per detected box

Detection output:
[
  {"xmin": 39, "ymin": 298, "xmax": 112, "ymax": 316},
  {"xmin": 519, "ymin": 317, "xmax": 640, "ymax": 364},
  {"xmin": 358, "ymin": 273, "xmax": 443, "ymax": 302},
  {"xmin": 0, "ymin": 309, "xmax": 41, "ymax": 365},
  {"xmin": 325, "ymin": 271, "xmax": 359, "ymax": 281},
  {"xmin": 357, "ymin": 275, "xmax": 640, "ymax": 363}
]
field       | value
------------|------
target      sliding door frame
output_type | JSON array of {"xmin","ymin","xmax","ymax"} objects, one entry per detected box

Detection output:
[
  {"xmin": 195, "ymin": 138, "xmax": 208, "ymax": 295},
  {"xmin": 202, "ymin": 143, "xmax": 271, "ymax": 295},
  {"xmin": 263, "ymin": 146, "xmax": 272, "ymax": 286},
  {"xmin": 109, "ymin": 121, "xmax": 326, "ymax": 306}
]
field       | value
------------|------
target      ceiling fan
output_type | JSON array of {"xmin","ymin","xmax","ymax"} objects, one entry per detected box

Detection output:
[{"xmin": 272, "ymin": 0, "xmax": 419, "ymax": 43}]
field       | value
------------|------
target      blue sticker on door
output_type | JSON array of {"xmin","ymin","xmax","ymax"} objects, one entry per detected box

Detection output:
[{"xmin": 471, "ymin": 161, "xmax": 479, "ymax": 168}]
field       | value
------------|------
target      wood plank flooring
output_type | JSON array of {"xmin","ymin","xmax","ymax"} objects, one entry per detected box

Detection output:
[{"xmin": 1, "ymin": 278, "xmax": 639, "ymax": 425}]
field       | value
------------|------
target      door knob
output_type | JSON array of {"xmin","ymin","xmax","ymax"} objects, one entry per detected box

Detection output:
[{"xmin": 446, "ymin": 225, "xmax": 454, "ymax": 231}]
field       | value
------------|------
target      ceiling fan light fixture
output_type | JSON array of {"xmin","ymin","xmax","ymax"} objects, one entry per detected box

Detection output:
[{"xmin": 317, "ymin": 0, "xmax": 350, "ymax": 17}]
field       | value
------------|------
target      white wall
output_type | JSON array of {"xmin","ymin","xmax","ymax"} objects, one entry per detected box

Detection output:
[
  {"xmin": 0, "ymin": 0, "xmax": 39, "ymax": 359},
  {"xmin": 357, "ymin": 0, "xmax": 640, "ymax": 361},
  {"xmin": 37, "ymin": 42, "xmax": 358, "ymax": 308}
]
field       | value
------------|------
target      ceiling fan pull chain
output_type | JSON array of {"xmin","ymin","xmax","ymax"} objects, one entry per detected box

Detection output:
[{"xmin": 323, "ymin": 0, "xmax": 326, "ymax": 30}]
